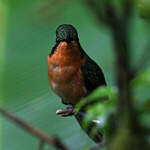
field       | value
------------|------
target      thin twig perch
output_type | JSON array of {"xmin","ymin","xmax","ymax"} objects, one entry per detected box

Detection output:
[{"xmin": 0, "ymin": 106, "xmax": 69, "ymax": 150}]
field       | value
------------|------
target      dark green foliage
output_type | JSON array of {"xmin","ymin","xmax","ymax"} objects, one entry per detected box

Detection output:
[
  {"xmin": 75, "ymin": 69, "xmax": 150, "ymax": 147},
  {"xmin": 137, "ymin": 0, "xmax": 150, "ymax": 19}
]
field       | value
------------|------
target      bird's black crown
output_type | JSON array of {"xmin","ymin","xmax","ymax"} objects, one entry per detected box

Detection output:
[{"xmin": 56, "ymin": 24, "xmax": 79, "ymax": 42}]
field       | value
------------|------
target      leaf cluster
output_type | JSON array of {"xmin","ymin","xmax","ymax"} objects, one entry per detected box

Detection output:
[{"xmin": 75, "ymin": 70, "xmax": 150, "ymax": 144}]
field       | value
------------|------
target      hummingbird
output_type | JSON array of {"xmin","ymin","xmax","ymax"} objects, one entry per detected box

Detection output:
[{"xmin": 47, "ymin": 24, "xmax": 106, "ymax": 143}]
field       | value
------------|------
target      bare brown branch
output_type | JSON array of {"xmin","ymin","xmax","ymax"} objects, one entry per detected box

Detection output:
[{"xmin": 0, "ymin": 106, "xmax": 69, "ymax": 150}]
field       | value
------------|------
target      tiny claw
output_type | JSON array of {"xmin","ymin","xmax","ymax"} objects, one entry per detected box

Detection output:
[
  {"xmin": 56, "ymin": 107, "xmax": 75, "ymax": 117},
  {"xmin": 56, "ymin": 109, "xmax": 64, "ymax": 114}
]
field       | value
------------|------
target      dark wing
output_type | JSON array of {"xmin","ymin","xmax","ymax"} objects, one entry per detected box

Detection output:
[
  {"xmin": 81, "ymin": 55, "xmax": 106, "ymax": 94},
  {"xmin": 49, "ymin": 41, "xmax": 60, "ymax": 56}
]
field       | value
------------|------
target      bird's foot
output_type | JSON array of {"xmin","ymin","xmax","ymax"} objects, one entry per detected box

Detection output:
[{"xmin": 56, "ymin": 106, "xmax": 75, "ymax": 117}]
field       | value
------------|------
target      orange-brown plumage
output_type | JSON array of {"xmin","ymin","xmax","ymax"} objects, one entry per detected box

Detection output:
[{"xmin": 48, "ymin": 41, "xmax": 87, "ymax": 105}]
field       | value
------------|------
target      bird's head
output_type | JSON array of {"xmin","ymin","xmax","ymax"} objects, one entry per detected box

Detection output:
[{"xmin": 56, "ymin": 24, "xmax": 79, "ymax": 43}]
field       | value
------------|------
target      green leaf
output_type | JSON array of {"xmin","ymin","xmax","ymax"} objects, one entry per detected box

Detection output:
[
  {"xmin": 131, "ymin": 70, "xmax": 150, "ymax": 113},
  {"xmin": 131, "ymin": 69, "xmax": 150, "ymax": 88},
  {"xmin": 75, "ymin": 86, "xmax": 117, "ymax": 141},
  {"xmin": 136, "ymin": 0, "xmax": 150, "ymax": 19},
  {"xmin": 139, "ymin": 112, "xmax": 150, "ymax": 129},
  {"xmin": 75, "ymin": 86, "xmax": 117, "ymax": 112}
]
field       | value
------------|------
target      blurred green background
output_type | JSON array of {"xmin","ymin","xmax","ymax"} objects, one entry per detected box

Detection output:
[{"xmin": 0, "ymin": 0, "xmax": 150, "ymax": 150}]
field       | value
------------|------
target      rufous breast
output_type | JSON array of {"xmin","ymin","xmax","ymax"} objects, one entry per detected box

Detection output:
[{"xmin": 48, "ymin": 41, "xmax": 87, "ymax": 105}]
